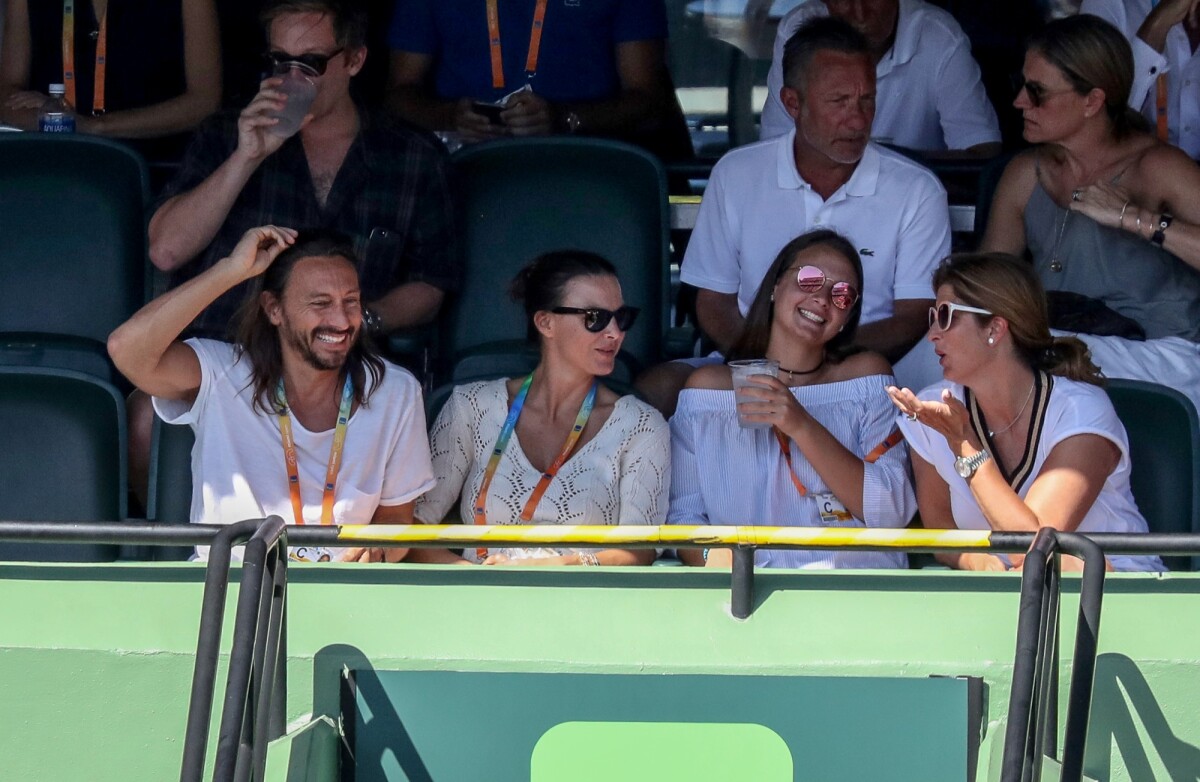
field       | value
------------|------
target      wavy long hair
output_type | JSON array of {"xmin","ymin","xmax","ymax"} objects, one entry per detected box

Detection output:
[
  {"xmin": 233, "ymin": 229, "xmax": 385, "ymax": 415},
  {"xmin": 933, "ymin": 252, "xmax": 1104, "ymax": 385},
  {"xmin": 728, "ymin": 229, "xmax": 864, "ymax": 363}
]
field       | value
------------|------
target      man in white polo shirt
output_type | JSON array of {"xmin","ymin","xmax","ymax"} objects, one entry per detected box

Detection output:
[
  {"xmin": 759, "ymin": 0, "xmax": 1001, "ymax": 155},
  {"xmin": 636, "ymin": 17, "xmax": 950, "ymax": 416}
]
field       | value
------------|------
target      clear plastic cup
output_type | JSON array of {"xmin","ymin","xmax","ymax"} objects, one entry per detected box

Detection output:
[
  {"xmin": 729, "ymin": 359, "xmax": 779, "ymax": 429},
  {"xmin": 268, "ymin": 63, "xmax": 318, "ymax": 138}
]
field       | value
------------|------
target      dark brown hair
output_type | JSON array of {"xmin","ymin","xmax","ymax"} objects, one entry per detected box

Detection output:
[
  {"xmin": 728, "ymin": 229, "xmax": 864, "ymax": 362},
  {"xmin": 233, "ymin": 229, "xmax": 385, "ymax": 415},
  {"xmin": 260, "ymin": 0, "xmax": 368, "ymax": 50},
  {"xmin": 933, "ymin": 252, "xmax": 1103, "ymax": 385},
  {"xmin": 509, "ymin": 250, "xmax": 619, "ymax": 343},
  {"xmin": 1027, "ymin": 15, "xmax": 1147, "ymax": 140}
]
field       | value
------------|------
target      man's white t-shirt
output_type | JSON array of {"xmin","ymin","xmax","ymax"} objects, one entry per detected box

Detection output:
[
  {"xmin": 680, "ymin": 131, "xmax": 950, "ymax": 324},
  {"xmin": 153, "ymin": 339, "xmax": 435, "ymax": 558},
  {"xmin": 760, "ymin": 0, "xmax": 1000, "ymax": 151}
]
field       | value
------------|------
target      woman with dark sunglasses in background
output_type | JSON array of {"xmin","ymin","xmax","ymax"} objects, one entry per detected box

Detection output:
[
  {"xmin": 670, "ymin": 231, "xmax": 917, "ymax": 569},
  {"xmin": 981, "ymin": 14, "xmax": 1200, "ymax": 417},
  {"xmin": 411, "ymin": 250, "xmax": 668, "ymax": 566},
  {"xmin": 888, "ymin": 253, "xmax": 1162, "ymax": 573}
]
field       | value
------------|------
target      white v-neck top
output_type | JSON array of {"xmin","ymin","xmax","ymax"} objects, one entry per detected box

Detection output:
[
  {"xmin": 899, "ymin": 376, "xmax": 1163, "ymax": 572},
  {"xmin": 415, "ymin": 379, "xmax": 670, "ymax": 561}
]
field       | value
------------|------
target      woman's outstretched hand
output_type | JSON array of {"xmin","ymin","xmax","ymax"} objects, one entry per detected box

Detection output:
[{"xmin": 886, "ymin": 386, "xmax": 972, "ymax": 445}]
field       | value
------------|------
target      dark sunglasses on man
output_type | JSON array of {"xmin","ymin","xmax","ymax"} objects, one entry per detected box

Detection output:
[
  {"xmin": 263, "ymin": 48, "xmax": 345, "ymax": 77},
  {"xmin": 551, "ymin": 306, "xmax": 640, "ymax": 333}
]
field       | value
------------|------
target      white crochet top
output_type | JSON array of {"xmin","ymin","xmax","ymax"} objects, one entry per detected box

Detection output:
[{"xmin": 415, "ymin": 379, "xmax": 670, "ymax": 560}]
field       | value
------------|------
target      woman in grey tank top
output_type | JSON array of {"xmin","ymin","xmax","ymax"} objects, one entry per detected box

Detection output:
[{"xmin": 980, "ymin": 15, "xmax": 1200, "ymax": 344}]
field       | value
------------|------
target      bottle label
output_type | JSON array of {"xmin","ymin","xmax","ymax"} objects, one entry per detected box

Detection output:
[{"xmin": 39, "ymin": 113, "xmax": 76, "ymax": 133}]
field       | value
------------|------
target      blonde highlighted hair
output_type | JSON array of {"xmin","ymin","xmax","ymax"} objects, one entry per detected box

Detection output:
[{"xmin": 933, "ymin": 253, "xmax": 1104, "ymax": 385}]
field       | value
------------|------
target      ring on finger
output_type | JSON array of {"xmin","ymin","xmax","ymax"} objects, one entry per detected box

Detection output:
[
  {"xmin": 1071, "ymin": 188, "xmax": 1082, "ymax": 202},
  {"xmin": 905, "ymin": 411, "xmax": 919, "ymax": 422}
]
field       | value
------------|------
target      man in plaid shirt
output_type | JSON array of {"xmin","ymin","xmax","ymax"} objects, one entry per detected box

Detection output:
[{"xmin": 150, "ymin": 0, "xmax": 458, "ymax": 340}]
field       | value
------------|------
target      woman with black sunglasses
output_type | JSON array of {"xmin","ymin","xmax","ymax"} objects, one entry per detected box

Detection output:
[
  {"xmin": 411, "ymin": 250, "xmax": 668, "ymax": 566},
  {"xmin": 887, "ymin": 253, "xmax": 1162, "ymax": 572},
  {"xmin": 981, "ymin": 14, "xmax": 1200, "ymax": 416},
  {"xmin": 670, "ymin": 230, "xmax": 917, "ymax": 569}
]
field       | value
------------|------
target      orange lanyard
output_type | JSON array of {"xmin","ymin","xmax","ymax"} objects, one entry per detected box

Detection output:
[
  {"xmin": 1155, "ymin": 73, "xmax": 1170, "ymax": 142},
  {"xmin": 277, "ymin": 376, "xmax": 354, "ymax": 526},
  {"xmin": 774, "ymin": 428, "xmax": 903, "ymax": 498},
  {"xmin": 486, "ymin": 0, "xmax": 549, "ymax": 90},
  {"xmin": 61, "ymin": 0, "xmax": 108, "ymax": 115},
  {"xmin": 473, "ymin": 374, "xmax": 596, "ymax": 558}
]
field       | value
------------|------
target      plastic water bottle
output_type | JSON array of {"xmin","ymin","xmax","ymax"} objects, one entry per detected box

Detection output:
[{"xmin": 38, "ymin": 84, "xmax": 76, "ymax": 133}]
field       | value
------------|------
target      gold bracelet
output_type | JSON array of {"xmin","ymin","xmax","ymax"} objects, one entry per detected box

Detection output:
[{"xmin": 1118, "ymin": 200, "xmax": 1130, "ymax": 228}]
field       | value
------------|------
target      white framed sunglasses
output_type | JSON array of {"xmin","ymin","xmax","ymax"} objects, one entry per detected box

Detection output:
[{"xmin": 928, "ymin": 301, "xmax": 993, "ymax": 331}]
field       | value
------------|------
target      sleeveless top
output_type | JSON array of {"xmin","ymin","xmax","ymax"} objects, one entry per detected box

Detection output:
[
  {"xmin": 27, "ymin": 0, "xmax": 186, "ymax": 116},
  {"xmin": 1024, "ymin": 181, "xmax": 1200, "ymax": 342}
]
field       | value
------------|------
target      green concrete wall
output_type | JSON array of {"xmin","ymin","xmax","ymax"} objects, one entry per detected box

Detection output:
[{"xmin": 0, "ymin": 562, "xmax": 1197, "ymax": 781}]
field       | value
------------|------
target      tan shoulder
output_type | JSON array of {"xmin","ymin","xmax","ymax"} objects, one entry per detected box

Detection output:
[
  {"xmin": 684, "ymin": 363, "xmax": 733, "ymax": 390},
  {"xmin": 828, "ymin": 350, "xmax": 894, "ymax": 381}
]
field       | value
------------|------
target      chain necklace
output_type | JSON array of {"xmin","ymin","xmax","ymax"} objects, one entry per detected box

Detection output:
[{"xmin": 988, "ymin": 380, "xmax": 1036, "ymax": 438}]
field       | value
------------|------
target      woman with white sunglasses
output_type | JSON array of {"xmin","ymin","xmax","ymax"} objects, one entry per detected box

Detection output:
[
  {"xmin": 887, "ymin": 253, "xmax": 1162, "ymax": 572},
  {"xmin": 670, "ymin": 230, "xmax": 917, "ymax": 569},
  {"xmin": 411, "ymin": 250, "xmax": 668, "ymax": 566}
]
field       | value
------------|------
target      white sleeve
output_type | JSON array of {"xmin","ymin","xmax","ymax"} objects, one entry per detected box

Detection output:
[
  {"xmin": 891, "ymin": 173, "xmax": 950, "ymax": 302},
  {"xmin": 151, "ymin": 337, "xmax": 219, "ymax": 426},
  {"xmin": 615, "ymin": 414, "xmax": 671, "ymax": 526},
  {"xmin": 379, "ymin": 375, "xmax": 435, "ymax": 506},
  {"xmin": 1080, "ymin": 0, "xmax": 1165, "ymax": 113},
  {"xmin": 666, "ymin": 405, "xmax": 710, "ymax": 526},
  {"xmin": 932, "ymin": 30, "xmax": 1001, "ymax": 149},
  {"xmin": 413, "ymin": 386, "xmax": 474, "ymax": 522},
  {"xmin": 760, "ymin": 6, "xmax": 804, "ymax": 140},
  {"xmin": 859, "ymin": 378, "xmax": 918, "ymax": 528},
  {"xmin": 678, "ymin": 163, "xmax": 741, "ymax": 294}
]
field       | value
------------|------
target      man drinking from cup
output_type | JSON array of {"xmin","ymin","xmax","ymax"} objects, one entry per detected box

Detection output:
[
  {"xmin": 137, "ymin": 0, "xmax": 458, "ymax": 506},
  {"xmin": 149, "ymin": 0, "xmax": 458, "ymax": 342}
]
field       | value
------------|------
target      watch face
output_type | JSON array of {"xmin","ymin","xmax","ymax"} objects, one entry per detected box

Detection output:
[{"xmin": 954, "ymin": 457, "xmax": 971, "ymax": 478}]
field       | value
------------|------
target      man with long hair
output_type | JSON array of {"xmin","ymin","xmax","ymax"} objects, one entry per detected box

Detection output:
[{"xmin": 109, "ymin": 226, "xmax": 434, "ymax": 562}]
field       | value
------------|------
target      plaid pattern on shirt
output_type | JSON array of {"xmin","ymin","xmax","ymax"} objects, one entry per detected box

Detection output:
[{"xmin": 157, "ymin": 109, "xmax": 459, "ymax": 339}]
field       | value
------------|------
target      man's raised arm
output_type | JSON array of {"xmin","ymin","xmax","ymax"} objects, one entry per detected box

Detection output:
[
  {"xmin": 110, "ymin": 226, "xmax": 297, "ymax": 400},
  {"xmin": 149, "ymin": 79, "xmax": 305, "ymax": 271}
]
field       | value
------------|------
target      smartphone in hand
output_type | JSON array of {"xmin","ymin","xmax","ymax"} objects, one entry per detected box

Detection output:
[{"xmin": 472, "ymin": 101, "xmax": 505, "ymax": 126}]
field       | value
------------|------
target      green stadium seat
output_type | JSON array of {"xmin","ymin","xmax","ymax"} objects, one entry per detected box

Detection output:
[
  {"xmin": 0, "ymin": 367, "xmax": 127, "ymax": 561},
  {"xmin": 146, "ymin": 418, "xmax": 197, "ymax": 561},
  {"xmin": 1106, "ymin": 378, "xmax": 1200, "ymax": 571},
  {"xmin": 0, "ymin": 135, "xmax": 149, "ymax": 386},
  {"xmin": 445, "ymin": 137, "xmax": 670, "ymax": 386}
]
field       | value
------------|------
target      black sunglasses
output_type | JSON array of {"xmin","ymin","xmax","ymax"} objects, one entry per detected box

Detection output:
[
  {"xmin": 551, "ymin": 306, "xmax": 640, "ymax": 333},
  {"xmin": 264, "ymin": 48, "xmax": 345, "ymax": 76},
  {"xmin": 1017, "ymin": 78, "xmax": 1079, "ymax": 108}
]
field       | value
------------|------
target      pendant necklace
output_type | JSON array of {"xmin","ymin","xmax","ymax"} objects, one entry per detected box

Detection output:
[
  {"xmin": 779, "ymin": 356, "xmax": 825, "ymax": 384},
  {"xmin": 1048, "ymin": 207, "xmax": 1070, "ymax": 273},
  {"xmin": 988, "ymin": 380, "xmax": 1036, "ymax": 438}
]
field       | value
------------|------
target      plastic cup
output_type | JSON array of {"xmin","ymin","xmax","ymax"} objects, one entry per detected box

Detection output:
[
  {"xmin": 268, "ymin": 63, "xmax": 318, "ymax": 138},
  {"xmin": 729, "ymin": 359, "xmax": 779, "ymax": 429}
]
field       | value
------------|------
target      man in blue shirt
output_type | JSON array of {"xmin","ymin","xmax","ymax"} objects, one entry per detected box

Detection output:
[{"xmin": 384, "ymin": 0, "xmax": 689, "ymax": 158}]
